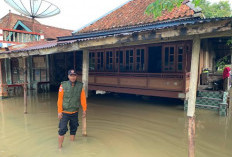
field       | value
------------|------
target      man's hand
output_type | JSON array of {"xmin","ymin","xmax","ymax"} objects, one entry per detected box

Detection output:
[
  {"xmin": 58, "ymin": 113, "xmax": 63, "ymax": 120},
  {"xmin": 82, "ymin": 111, "xmax": 86, "ymax": 118}
]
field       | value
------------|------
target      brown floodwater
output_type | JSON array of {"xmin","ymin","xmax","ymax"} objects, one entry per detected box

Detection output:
[{"xmin": 0, "ymin": 91, "xmax": 231, "ymax": 157}]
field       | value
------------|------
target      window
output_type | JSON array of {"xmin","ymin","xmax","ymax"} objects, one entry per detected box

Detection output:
[
  {"xmin": 115, "ymin": 50, "xmax": 124, "ymax": 72},
  {"xmin": 97, "ymin": 51, "xmax": 104, "ymax": 71},
  {"xmin": 106, "ymin": 50, "xmax": 113, "ymax": 71},
  {"xmin": 125, "ymin": 49, "xmax": 134, "ymax": 71},
  {"xmin": 89, "ymin": 52, "xmax": 95, "ymax": 71},
  {"xmin": 177, "ymin": 46, "xmax": 184, "ymax": 71},
  {"xmin": 136, "ymin": 48, "xmax": 145, "ymax": 71},
  {"xmin": 163, "ymin": 46, "xmax": 175, "ymax": 72},
  {"xmin": 32, "ymin": 56, "xmax": 47, "ymax": 82}
]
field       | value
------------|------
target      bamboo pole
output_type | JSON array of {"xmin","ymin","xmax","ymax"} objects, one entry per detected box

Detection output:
[
  {"xmin": 23, "ymin": 57, "xmax": 28, "ymax": 114},
  {"xmin": 187, "ymin": 36, "xmax": 201, "ymax": 157},
  {"xmin": 82, "ymin": 49, "xmax": 89, "ymax": 136}
]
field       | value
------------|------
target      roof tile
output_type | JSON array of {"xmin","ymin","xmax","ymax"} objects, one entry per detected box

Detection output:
[{"xmin": 77, "ymin": 0, "xmax": 197, "ymax": 34}]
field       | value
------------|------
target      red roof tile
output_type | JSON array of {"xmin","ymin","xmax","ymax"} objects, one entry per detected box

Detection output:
[
  {"xmin": 0, "ymin": 12, "xmax": 72, "ymax": 39},
  {"xmin": 78, "ymin": 0, "xmax": 198, "ymax": 34},
  {"xmin": 21, "ymin": 21, "xmax": 73, "ymax": 39}
]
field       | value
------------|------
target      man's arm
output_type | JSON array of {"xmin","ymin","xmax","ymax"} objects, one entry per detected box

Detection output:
[
  {"xmin": 57, "ymin": 85, "xmax": 64, "ymax": 119},
  {"xmin": 81, "ymin": 88, "xmax": 87, "ymax": 117}
]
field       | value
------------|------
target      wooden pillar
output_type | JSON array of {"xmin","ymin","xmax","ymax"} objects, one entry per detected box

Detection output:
[
  {"xmin": 82, "ymin": 49, "xmax": 89, "ymax": 136},
  {"xmin": 82, "ymin": 50, "xmax": 89, "ymax": 97},
  {"xmin": 73, "ymin": 51, "xmax": 76, "ymax": 70},
  {"xmin": 21, "ymin": 33, "xmax": 24, "ymax": 43},
  {"xmin": 17, "ymin": 33, "xmax": 20, "ymax": 42},
  {"xmin": 5, "ymin": 58, "xmax": 12, "ymax": 85},
  {"xmin": 27, "ymin": 57, "xmax": 32, "ymax": 89},
  {"xmin": 0, "ymin": 59, "xmax": 8, "ymax": 98},
  {"xmin": 46, "ymin": 55, "xmax": 50, "ymax": 81},
  {"xmin": 13, "ymin": 32, "xmax": 16, "ymax": 42},
  {"xmin": 203, "ymin": 39, "xmax": 209, "ymax": 69},
  {"xmin": 188, "ymin": 116, "xmax": 195, "ymax": 157},
  {"xmin": 187, "ymin": 36, "xmax": 201, "ymax": 157},
  {"xmin": 3, "ymin": 31, "xmax": 7, "ymax": 41},
  {"xmin": 23, "ymin": 57, "xmax": 28, "ymax": 114}
]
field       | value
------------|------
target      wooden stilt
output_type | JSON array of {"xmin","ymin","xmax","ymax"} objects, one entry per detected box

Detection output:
[
  {"xmin": 23, "ymin": 57, "xmax": 28, "ymax": 114},
  {"xmin": 188, "ymin": 117, "xmax": 195, "ymax": 157},
  {"xmin": 82, "ymin": 49, "xmax": 89, "ymax": 136},
  {"xmin": 187, "ymin": 36, "xmax": 201, "ymax": 157}
]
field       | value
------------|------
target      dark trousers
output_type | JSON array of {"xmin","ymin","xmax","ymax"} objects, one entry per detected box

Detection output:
[{"xmin": 58, "ymin": 112, "xmax": 79, "ymax": 136}]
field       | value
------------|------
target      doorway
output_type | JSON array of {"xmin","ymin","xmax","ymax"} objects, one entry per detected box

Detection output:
[{"xmin": 148, "ymin": 46, "xmax": 162, "ymax": 73}]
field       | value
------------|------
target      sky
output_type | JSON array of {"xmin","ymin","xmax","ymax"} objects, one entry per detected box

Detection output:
[{"xmin": 0, "ymin": 0, "xmax": 231, "ymax": 32}]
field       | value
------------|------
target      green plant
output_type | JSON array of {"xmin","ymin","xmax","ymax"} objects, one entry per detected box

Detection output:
[
  {"xmin": 227, "ymin": 37, "xmax": 232, "ymax": 46},
  {"xmin": 145, "ymin": 0, "xmax": 232, "ymax": 19},
  {"xmin": 215, "ymin": 55, "xmax": 230, "ymax": 70},
  {"xmin": 145, "ymin": 0, "xmax": 201, "ymax": 19}
]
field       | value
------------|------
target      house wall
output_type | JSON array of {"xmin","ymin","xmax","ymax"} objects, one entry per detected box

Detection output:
[{"xmin": 75, "ymin": 40, "xmax": 193, "ymax": 98}]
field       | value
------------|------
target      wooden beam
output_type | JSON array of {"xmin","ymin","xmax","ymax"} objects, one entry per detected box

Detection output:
[
  {"xmin": 82, "ymin": 49, "xmax": 89, "ymax": 137},
  {"xmin": 0, "ymin": 42, "xmax": 80, "ymax": 59},
  {"xmin": 23, "ymin": 57, "xmax": 28, "ymax": 114}
]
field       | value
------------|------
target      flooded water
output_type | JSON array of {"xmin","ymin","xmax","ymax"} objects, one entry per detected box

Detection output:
[{"xmin": 0, "ymin": 92, "xmax": 231, "ymax": 157}]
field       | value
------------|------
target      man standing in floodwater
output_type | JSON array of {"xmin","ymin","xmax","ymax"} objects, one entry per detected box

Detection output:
[{"xmin": 57, "ymin": 69, "xmax": 87, "ymax": 149}]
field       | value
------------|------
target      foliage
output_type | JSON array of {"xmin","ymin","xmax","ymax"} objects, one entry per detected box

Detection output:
[
  {"xmin": 145, "ymin": 0, "xmax": 232, "ymax": 19},
  {"xmin": 196, "ymin": 0, "xmax": 232, "ymax": 18},
  {"xmin": 145, "ymin": 0, "xmax": 201, "ymax": 19},
  {"xmin": 227, "ymin": 38, "xmax": 232, "ymax": 47},
  {"xmin": 215, "ymin": 55, "xmax": 230, "ymax": 70}
]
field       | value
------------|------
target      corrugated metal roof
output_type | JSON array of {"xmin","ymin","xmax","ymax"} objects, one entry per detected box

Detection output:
[
  {"xmin": 1, "ymin": 40, "xmax": 77, "ymax": 54},
  {"xmin": 58, "ymin": 17, "xmax": 232, "ymax": 42}
]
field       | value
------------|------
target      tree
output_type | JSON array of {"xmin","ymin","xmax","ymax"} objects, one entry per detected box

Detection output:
[
  {"xmin": 145, "ymin": 0, "xmax": 201, "ymax": 19},
  {"xmin": 197, "ymin": 0, "xmax": 232, "ymax": 18},
  {"xmin": 145, "ymin": 0, "xmax": 232, "ymax": 19}
]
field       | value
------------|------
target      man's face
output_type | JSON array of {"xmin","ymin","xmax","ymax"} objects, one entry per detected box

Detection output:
[{"xmin": 68, "ymin": 74, "xmax": 77, "ymax": 83}]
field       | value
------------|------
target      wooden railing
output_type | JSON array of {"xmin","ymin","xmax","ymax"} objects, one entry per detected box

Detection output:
[
  {"xmin": 77, "ymin": 72, "xmax": 191, "ymax": 92},
  {"xmin": 88, "ymin": 72, "xmax": 190, "ymax": 79},
  {"xmin": 0, "ymin": 28, "xmax": 44, "ymax": 43}
]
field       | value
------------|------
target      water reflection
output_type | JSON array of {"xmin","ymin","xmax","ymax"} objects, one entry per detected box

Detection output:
[{"xmin": 0, "ymin": 92, "xmax": 231, "ymax": 157}]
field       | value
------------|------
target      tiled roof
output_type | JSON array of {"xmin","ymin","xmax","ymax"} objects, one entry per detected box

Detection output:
[
  {"xmin": 59, "ymin": 17, "xmax": 232, "ymax": 42},
  {"xmin": 77, "ymin": 0, "xmax": 200, "ymax": 34},
  {"xmin": 0, "ymin": 12, "xmax": 72, "ymax": 39},
  {"xmin": 21, "ymin": 21, "xmax": 73, "ymax": 39},
  {"xmin": 0, "ymin": 12, "xmax": 40, "ymax": 29}
]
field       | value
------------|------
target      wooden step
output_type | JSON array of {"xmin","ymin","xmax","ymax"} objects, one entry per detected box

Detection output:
[
  {"xmin": 196, "ymin": 104, "xmax": 219, "ymax": 109},
  {"xmin": 197, "ymin": 97, "xmax": 222, "ymax": 101}
]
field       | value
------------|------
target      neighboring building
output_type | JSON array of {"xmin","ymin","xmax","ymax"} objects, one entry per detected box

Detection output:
[
  {"xmin": 0, "ymin": 11, "xmax": 72, "ymax": 48},
  {"xmin": 0, "ymin": 11, "xmax": 72, "ymax": 92}
]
